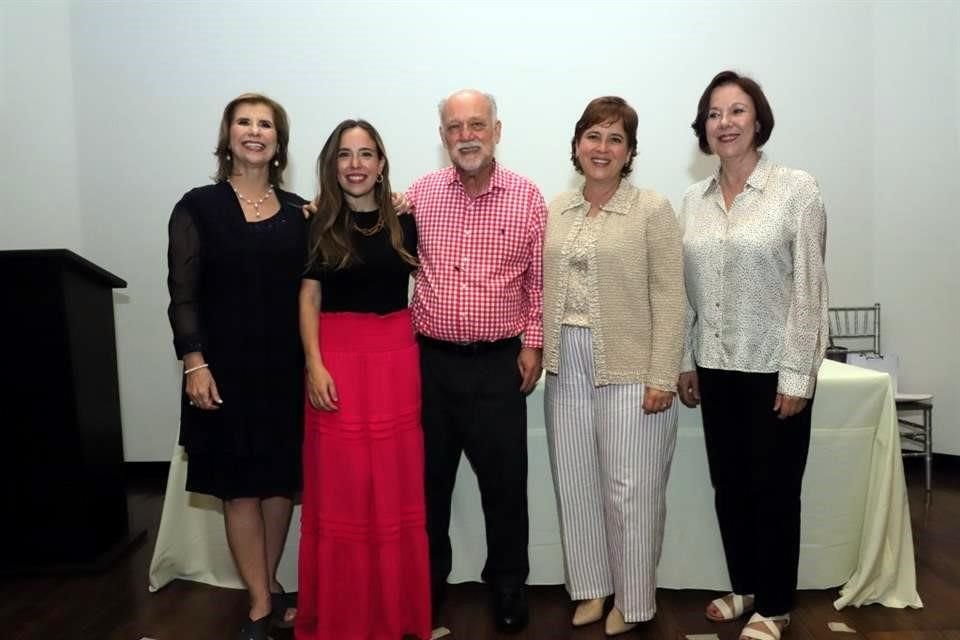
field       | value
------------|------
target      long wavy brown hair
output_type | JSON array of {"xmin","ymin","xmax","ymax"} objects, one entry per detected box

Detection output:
[{"xmin": 307, "ymin": 119, "xmax": 417, "ymax": 271}]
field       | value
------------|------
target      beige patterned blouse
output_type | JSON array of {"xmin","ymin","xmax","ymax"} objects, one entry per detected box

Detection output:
[{"xmin": 561, "ymin": 214, "xmax": 604, "ymax": 327}]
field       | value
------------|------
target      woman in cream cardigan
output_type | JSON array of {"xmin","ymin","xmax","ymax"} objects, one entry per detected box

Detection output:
[{"xmin": 543, "ymin": 96, "xmax": 685, "ymax": 635}]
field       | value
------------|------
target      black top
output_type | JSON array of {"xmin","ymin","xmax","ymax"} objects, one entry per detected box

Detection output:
[
  {"xmin": 304, "ymin": 210, "xmax": 418, "ymax": 314},
  {"xmin": 167, "ymin": 181, "xmax": 307, "ymax": 456}
]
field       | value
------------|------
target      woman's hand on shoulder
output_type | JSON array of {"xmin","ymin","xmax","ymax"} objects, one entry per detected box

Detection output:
[
  {"xmin": 306, "ymin": 361, "xmax": 338, "ymax": 411},
  {"xmin": 392, "ymin": 192, "xmax": 413, "ymax": 215},
  {"xmin": 302, "ymin": 197, "xmax": 319, "ymax": 219}
]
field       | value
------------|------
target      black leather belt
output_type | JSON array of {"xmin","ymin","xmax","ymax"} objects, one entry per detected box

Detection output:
[{"xmin": 417, "ymin": 334, "xmax": 520, "ymax": 355}]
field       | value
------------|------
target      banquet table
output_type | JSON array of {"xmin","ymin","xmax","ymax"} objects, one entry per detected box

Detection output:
[{"xmin": 148, "ymin": 359, "xmax": 922, "ymax": 609}]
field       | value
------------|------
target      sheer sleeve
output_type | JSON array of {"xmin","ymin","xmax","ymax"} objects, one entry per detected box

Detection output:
[{"xmin": 167, "ymin": 199, "xmax": 206, "ymax": 359}]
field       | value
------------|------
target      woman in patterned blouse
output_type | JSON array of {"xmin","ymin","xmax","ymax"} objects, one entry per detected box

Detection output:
[{"xmin": 677, "ymin": 71, "xmax": 829, "ymax": 640}]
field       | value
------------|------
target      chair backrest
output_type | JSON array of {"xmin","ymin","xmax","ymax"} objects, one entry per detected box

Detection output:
[{"xmin": 828, "ymin": 303, "xmax": 881, "ymax": 355}]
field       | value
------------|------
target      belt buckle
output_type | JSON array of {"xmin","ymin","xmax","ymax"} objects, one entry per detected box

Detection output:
[{"xmin": 454, "ymin": 341, "xmax": 479, "ymax": 354}]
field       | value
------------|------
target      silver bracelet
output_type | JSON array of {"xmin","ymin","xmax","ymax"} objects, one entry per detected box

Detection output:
[{"xmin": 184, "ymin": 363, "xmax": 209, "ymax": 375}]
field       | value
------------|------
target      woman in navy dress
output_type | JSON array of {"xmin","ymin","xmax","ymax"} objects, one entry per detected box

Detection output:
[{"xmin": 167, "ymin": 93, "xmax": 305, "ymax": 640}]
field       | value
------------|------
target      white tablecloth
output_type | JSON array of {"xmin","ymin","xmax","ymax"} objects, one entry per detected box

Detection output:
[{"xmin": 149, "ymin": 360, "xmax": 922, "ymax": 609}]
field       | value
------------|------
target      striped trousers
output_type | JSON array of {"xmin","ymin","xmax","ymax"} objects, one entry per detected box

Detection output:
[{"xmin": 544, "ymin": 326, "xmax": 678, "ymax": 622}]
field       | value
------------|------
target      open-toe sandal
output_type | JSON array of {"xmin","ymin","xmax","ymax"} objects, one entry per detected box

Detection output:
[
  {"xmin": 706, "ymin": 592, "xmax": 755, "ymax": 622},
  {"xmin": 739, "ymin": 612, "xmax": 790, "ymax": 640}
]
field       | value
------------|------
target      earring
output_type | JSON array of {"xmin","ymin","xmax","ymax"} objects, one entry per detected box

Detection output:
[
  {"xmin": 226, "ymin": 152, "xmax": 232, "ymax": 161},
  {"xmin": 376, "ymin": 174, "xmax": 384, "ymax": 184},
  {"xmin": 274, "ymin": 158, "xmax": 280, "ymax": 167},
  {"xmin": 755, "ymin": 122, "xmax": 761, "ymax": 132}
]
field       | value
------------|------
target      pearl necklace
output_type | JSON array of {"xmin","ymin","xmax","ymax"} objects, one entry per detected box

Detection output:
[{"xmin": 228, "ymin": 180, "xmax": 274, "ymax": 217}]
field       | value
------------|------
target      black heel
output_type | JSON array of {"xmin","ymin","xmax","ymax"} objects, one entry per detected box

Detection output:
[
  {"xmin": 270, "ymin": 590, "xmax": 297, "ymax": 629},
  {"xmin": 237, "ymin": 613, "xmax": 271, "ymax": 640}
]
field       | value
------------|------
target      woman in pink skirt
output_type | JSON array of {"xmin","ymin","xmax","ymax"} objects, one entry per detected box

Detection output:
[{"xmin": 296, "ymin": 119, "xmax": 430, "ymax": 640}]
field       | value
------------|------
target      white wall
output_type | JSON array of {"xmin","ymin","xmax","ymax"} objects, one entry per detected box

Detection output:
[
  {"xmin": 3, "ymin": 0, "xmax": 957, "ymax": 457},
  {"xmin": 1, "ymin": 0, "xmax": 83, "ymax": 251},
  {"xmin": 872, "ymin": 2, "xmax": 960, "ymax": 452}
]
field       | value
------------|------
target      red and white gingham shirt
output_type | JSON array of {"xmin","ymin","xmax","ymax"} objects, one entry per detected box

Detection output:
[{"xmin": 408, "ymin": 161, "xmax": 545, "ymax": 348}]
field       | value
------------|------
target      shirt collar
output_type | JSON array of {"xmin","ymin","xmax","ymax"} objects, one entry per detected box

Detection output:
[
  {"xmin": 557, "ymin": 178, "xmax": 633, "ymax": 216},
  {"xmin": 702, "ymin": 151, "xmax": 772, "ymax": 197},
  {"xmin": 443, "ymin": 159, "xmax": 505, "ymax": 194}
]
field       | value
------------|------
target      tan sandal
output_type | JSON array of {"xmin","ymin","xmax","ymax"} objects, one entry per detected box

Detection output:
[
  {"xmin": 739, "ymin": 612, "xmax": 790, "ymax": 640},
  {"xmin": 706, "ymin": 592, "xmax": 755, "ymax": 622}
]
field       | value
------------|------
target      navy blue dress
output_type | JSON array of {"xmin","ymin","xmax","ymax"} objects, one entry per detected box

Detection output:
[{"xmin": 167, "ymin": 181, "xmax": 307, "ymax": 499}]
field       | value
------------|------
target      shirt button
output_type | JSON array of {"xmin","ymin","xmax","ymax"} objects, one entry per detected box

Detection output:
[
  {"xmin": 715, "ymin": 302, "xmax": 720, "ymax": 308},
  {"xmin": 714, "ymin": 332, "xmax": 720, "ymax": 338}
]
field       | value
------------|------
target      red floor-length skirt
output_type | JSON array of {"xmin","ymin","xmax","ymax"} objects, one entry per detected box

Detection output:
[{"xmin": 296, "ymin": 309, "xmax": 431, "ymax": 640}]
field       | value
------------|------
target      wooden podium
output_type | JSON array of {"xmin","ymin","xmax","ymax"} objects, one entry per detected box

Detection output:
[{"xmin": 0, "ymin": 249, "xmax": 144, "ymax": 572}]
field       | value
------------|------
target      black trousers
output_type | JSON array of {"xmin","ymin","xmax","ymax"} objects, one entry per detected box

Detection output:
[
  {"xmin": 697, "ymin": 367, "xmax": 813, "ymax": 616},
  {"xmin": 419, "ymin": 336, "xmax": 529, "ymax": 592}
]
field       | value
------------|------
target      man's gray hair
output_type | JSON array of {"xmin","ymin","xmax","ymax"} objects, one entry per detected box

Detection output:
[{"xmin": 437, "ymin": 90, "xmax": 498, "ymax": 122}]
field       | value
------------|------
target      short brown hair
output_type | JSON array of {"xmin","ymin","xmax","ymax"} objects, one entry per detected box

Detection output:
[
  {"xmin": 214, "ymin": 93, "xmax": 290, "ymax": 185},
  {"xmin": 691, "ymin": 70, "xmax": 774, "ymax": 154},
  {"xmin": 570, "ymin": 96, "xmax": 638, "ymax": 177}
]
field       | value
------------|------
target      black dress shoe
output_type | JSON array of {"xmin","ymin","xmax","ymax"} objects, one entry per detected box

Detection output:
[
  {"xmin": 493, "ymin": 583, "xmax": 529, "ymax": 633},
  {"xmin": 237, "ymin": 613, "xmax": 271, "ymax": 640}
]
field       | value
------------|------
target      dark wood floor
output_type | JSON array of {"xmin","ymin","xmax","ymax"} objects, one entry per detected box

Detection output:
[{"xmin": 2, "ymin": 457, "xmax": 957, "ymax": 640}]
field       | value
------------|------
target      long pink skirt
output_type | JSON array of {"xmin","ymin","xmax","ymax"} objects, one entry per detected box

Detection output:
[{"xmin": 296, "ymin": 309, "xmax": 431, "ymax": 640}]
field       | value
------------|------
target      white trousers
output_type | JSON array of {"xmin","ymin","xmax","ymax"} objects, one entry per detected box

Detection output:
[{"xmin": 544, "ymin": 326, "xmax": 678, "ymax": 622}]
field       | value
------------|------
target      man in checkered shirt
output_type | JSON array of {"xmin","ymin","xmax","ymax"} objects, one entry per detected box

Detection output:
[{"xmin": 407, "ymin": 89, "xmax": 546, "ymax": 633}]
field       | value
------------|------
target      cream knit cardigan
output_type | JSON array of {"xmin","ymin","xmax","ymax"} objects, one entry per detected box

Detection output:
[{"xmin": 543, "ymin": 180, "xmax": 685, "ymax": 391}]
